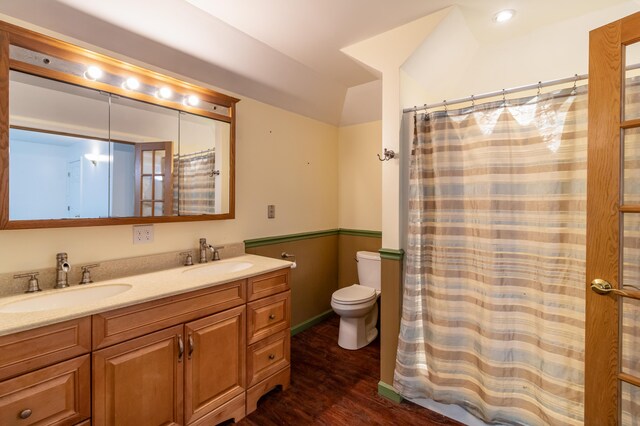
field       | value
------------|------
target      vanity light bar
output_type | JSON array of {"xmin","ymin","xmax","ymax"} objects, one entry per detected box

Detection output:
[{"xmin": 8, "ymin": 44, "xmax": 229, "ymax": 116}]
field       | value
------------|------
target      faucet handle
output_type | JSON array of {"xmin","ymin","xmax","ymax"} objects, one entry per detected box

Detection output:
[
  {"xmin": 180, "ymin": 251, "xmax": 194, "ymax": 266},
  {"xmin": 210, "ymin": 245, "xmax": 224, "ymax": 261},
  {"xmin": 79, "ymin": 264, "xmax": 99, "ymax": 285},
  {"xmin": 14, "ymin": 272, "xmax": 41, "ymax": 293}
]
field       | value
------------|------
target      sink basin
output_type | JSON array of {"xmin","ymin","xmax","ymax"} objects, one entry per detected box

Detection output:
[
  {"xmin": 0, "ymin": 283, "xmax": 133, "ymax": 313},
  {"xmin": 183, "ymin": 261, "xmax": 253, "ymax": 277}
]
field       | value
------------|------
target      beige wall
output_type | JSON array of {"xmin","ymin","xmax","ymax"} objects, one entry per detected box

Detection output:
[
  {"xmin": 0, "ymin": 95, "xmax": 338, "ymax": 274},
  {"xmin": 338, "ymin": 121, "xmax": 382, "ymax": 231}
]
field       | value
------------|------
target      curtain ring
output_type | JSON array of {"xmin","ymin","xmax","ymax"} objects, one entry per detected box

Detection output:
[
  {"xmin": 571, "ymin": 74, "xmax": 578, "ymax": 95},
  {"xmin": 502, "ymin": 89, "xmax": 507, "ymax": 103},
  {"xmin": 443, "ymin": 100, "xmax": 448, "ymax": 113},
  {"xmin": 422, "ymin": 104, "xmax": 428, "ymax": 121},
  {"xmin": 537, "ymin": 81, "xmax": 542, "ymax": 96},
  {"xmin": 470, "ymin": 95, "xmax": 475, "ymax": 107}
]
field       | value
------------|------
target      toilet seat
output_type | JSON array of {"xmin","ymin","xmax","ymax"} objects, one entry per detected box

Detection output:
[{"xmin": 332, "ymin": 284, "xmax": 376, "ymax": 305}]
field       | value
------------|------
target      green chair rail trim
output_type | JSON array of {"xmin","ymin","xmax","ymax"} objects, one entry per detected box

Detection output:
[
  {"xmin": 378, "ymin": 381, "xmax": 403, "ymax": 403},
  {"xmin": 379, "ymin": 248, "xmax": 405, "ymax": 261},
  {"xmin": 339, "ymin": 228, "xmax": 382, "ymax": 238},
  {"xmin": 290, "ymin": 309, "xmax": 334, "ymax": 336},
  {"xmin": 245, "ymin": 228, "xmax": 382, "ymax": 248},
  {"xmin": 245, "ymin": 229, "xmax": 338, "ymax": 248}
]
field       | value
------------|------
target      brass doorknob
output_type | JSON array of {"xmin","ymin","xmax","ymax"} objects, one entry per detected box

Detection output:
[{"xmin": 591, "ymin": 278, "xmax": 613, "ymax": 295}]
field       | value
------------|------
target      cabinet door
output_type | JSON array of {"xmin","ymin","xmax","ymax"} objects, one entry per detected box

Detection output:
[
  {"xmin": 93, "ymin": 325, "xmax": 184, "ymax": 426},
  {"xmin": 0, "ymin": 355, "xmax": 90, "ymax": 426},
  {"xmin": 184, "ymin": 306, "xmax": 245, "ymax": 425}
]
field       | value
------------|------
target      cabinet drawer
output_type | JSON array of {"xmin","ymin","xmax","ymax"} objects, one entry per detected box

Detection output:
[
  {"xmin": 247, "ymin": 291, "xmax": 290, "ymax": 344},
  {"xmin": 0, "ymin": 355, "xmax": 91, "ymax": 426},
  {"xmin": 0, "ymin": 317, "xmax": 91, "ymax": 381},
  {"xmin": 247, "ymin": 268, "xmax": 290, "ymax": 301},
  {"xmin": 92, "ymin": 280, "xmax": 245, "ymax": 349},
  {"xmin": 246, "ymin": 330, "xmax": 290, "ymax": 387}
]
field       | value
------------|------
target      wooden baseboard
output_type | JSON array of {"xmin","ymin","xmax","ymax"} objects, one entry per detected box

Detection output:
[
  {"xmin": 290, "ymin": 309, "xmax": 334, "ymax": 336},
  {"xmin": 378, "ymin": 380, "xmax": 403, "ymax": 403}
]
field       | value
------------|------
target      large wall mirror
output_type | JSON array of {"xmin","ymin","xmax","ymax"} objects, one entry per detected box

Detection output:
[{"xmin": 0, "ymin": 21, "xmax": 238, "ymax": 229}]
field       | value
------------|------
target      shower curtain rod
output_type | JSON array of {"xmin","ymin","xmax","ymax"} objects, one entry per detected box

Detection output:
[
  {"xmin": 402, "ymin": 63, "xmax": 640, "ymax": 114},
  {"xmin": 402, "ymin": 73, "xmax": 587, "ymax": 114}
]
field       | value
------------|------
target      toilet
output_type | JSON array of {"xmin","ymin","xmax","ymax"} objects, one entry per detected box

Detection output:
[{"xmin": 331, "ymin": 251, "xmax": 381, "ymax": 350}]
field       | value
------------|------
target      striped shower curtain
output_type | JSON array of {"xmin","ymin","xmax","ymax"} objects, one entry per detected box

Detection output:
[
  {"xmin": 172, "ymin": 150, "xmax": 216, "ymax": 215},
  {"xmin": 394, "ymin": 87, "xmax": 588, "ymax": 425}
]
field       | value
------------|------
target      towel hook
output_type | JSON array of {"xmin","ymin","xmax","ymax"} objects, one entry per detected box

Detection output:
[{"xmin": 377, "ymin": 148, "xmax": 396, "ymax": 162}]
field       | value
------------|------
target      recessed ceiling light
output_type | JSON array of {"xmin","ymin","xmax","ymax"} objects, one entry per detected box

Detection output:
[
  {"xmin": 84, "ymin": 65, "xmax": 103, "ymax": 81},
  {"xmin": 493, "ymin": 9, "xmax": 516, "ymax": 23}
]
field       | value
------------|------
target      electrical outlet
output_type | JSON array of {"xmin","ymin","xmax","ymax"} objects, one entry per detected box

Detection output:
[
  {"xmin": 268, "ymin": 204, "xmax": 275, "ymax": 219},
  {"xmin": 133, "ymin": 225, "xmax": 154, "ymax": 244}
]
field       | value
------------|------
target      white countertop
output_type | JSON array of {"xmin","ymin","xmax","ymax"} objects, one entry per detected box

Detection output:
[{"xmin": 0, "ymin": 254, "xmax": 292, "ymax": 337}]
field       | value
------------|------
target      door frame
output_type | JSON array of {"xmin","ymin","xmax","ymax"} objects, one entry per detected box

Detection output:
[{"xmin": 585, "ymin": 11, "xmax": 640, "ymax": 425}]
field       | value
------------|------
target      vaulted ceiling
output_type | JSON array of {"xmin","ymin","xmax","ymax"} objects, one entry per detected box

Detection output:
[{"xmin": 0, "ymin": 0, "xmax": 629, "ymax": 125}]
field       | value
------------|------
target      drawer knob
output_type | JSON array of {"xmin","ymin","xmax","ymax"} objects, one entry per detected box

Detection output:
[
  {"xmin": 269, "ymin": 314, "xmax": 276, "ymax": 320},
  {"xmin": 268, "ymin": 354, "xmax": 275, "ymax": 360},
  {"xmin": 19, "ymin": 409, "xmax": 32, "ymax": 419}
]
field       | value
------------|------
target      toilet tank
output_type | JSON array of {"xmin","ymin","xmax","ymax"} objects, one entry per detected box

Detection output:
[{"xmin": 356, "ymin": 251, "xmax": 381, "ymax": 291}]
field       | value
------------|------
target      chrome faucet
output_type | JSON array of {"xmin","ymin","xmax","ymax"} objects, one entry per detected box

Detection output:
[
  {"xmin": 199, "ymin": 238, "xmax": 224, "ymax": 263},
  {"xmin": 199, "ymin": 238, "xmax": 211, "ymax": 263},
  {"xmin": 55, "ymin": 252, "xmax": 71, "ymax": 289}
]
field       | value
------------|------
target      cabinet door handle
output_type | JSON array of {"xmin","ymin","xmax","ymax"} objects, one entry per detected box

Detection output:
[
  {"xmin": 178, "ymin": 335, "xmax": 184, "ymax": 361},
  {"xmin": 269, "ymin": 314, "xmax": 276, "ymax": 320},
  {"xmin": 188, "ymin": 334, "xmax": 194, "ymax": 359},
  {"xmin": 19, "ymin": 409, "xmax": 32, "ymax": 419},
  {"xmin": 268, "ymin": 354, "xmax": 275, "ymax": 360}
]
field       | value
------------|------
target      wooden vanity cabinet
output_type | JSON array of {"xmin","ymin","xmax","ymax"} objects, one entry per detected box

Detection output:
[
  {"xmin": 245, "ymin": 269, "xmax": 291, "ymax": 415},
  {"xmin": 0, "ymin": 318, "xmax": 91, "ymax": 426},
  {"xmin": 0, "ymin": 266, "xmax": 291, "ymax": 425},
  {"xmin": 92, "ymin": 282, "xmax": 248, "ymax": 426},
  {"xmin": 92, "ymin": 325, "xmax": 185, "ymax": 426}
]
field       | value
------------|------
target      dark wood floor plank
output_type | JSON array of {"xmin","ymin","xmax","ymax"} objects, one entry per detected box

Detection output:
[{"xmin": 238, "ymin": 315, "xmax": 462, "ymax": 426}]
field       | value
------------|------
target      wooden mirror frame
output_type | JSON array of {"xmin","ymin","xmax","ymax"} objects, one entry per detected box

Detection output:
[{"xmin": 0, "ymin": 20, "xmax": 239, "ymax": 229}]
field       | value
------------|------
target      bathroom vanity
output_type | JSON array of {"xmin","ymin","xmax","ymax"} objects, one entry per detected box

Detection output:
[{"xmin": 0, "ymin": 255, "xmax": 292, "ymax": 425}]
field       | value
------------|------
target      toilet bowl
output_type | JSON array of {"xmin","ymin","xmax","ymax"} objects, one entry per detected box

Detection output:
[{"xmin": 331, "ymin": 251, "xmax": 381, "ymax": 350}]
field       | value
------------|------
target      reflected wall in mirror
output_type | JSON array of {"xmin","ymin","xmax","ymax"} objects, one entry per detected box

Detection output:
[
  {"xmin": 9, "ymin": 71, "xmax": 232, "ymax": 220},
  {"xmin": 0, "ymin": 20, "xmax": 239, "ymax": 229}
]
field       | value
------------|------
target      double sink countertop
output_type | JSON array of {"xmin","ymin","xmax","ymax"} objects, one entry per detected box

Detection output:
[{"xmin": 0, "ymin": 254, "xmax": 293, "ymax": 337}]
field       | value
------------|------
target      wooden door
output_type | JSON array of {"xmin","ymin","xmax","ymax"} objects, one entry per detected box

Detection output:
[
  {"xmin": 586, "ymin": 11, "xmax": 640, "ymax": 425},
  {"xmin": 184, "ymin": 306, "xmax": 245, "ymax": 425},
  {"xmin": 93, "ymin": 325, "xmax": 184, "ymax": 426},
  {"xmin": 134, "ymin": 141, "xmax": 173, "ymax": 216}
]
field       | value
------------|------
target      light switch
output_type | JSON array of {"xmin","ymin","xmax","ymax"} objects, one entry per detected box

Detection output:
[{"xmin": 268, "ymin": 205, "xmax": 275, "ymax": 219}]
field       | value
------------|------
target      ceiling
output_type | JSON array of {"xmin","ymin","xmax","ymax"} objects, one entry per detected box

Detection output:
[{"xmin": 0, "ymin": 0, "xmax": 629, "ymax": 125}]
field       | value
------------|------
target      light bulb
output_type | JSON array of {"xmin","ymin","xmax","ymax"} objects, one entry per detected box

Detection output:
[
  {"xmin": 123, "ymin": 77, "xmax": 140, "ymax": 90},
  {"xmin": 84, "ymin": 65, "xmax": 103, "ymax": 81},
  {"xmin": 157, "ymin": 86, "xmax": 173, "ymax": 99},
  {"xmin": 185, "ymin": 95, "xmax": 200, "ymax": 107},
  {"xmin": 493, "ymin": 9, "xmax": 515, "ymax": 23}
]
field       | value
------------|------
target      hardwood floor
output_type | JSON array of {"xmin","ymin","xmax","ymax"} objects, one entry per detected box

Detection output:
[{"xmin": 238, "ymin": 315, "xmax": 463, "ymax": 426}]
